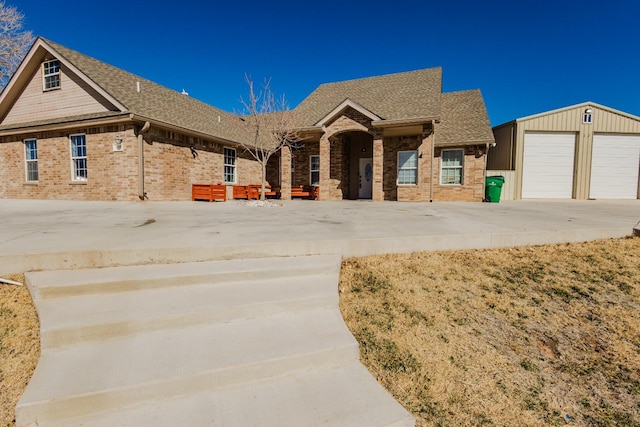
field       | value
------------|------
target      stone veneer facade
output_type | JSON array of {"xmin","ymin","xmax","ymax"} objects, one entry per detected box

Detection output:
[
  {"xmin": 286, "ymin": 107, "xmax": 485, "ymax": 202},
  {"xmin": 0, "ymin": 117, "xmax": 485, "ymax": 202}
]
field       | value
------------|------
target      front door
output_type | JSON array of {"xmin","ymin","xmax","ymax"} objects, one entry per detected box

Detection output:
[{"xmin": 358, "ymin": 158, "xmax": 373, "ymax": 199}]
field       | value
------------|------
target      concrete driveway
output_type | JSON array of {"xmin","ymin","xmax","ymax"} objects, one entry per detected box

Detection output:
[{"xmin": 1, "ymin": 198, "xmax": 639, "ymax": 274}]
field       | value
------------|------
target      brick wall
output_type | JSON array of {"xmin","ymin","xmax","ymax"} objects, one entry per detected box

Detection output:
[
  {"xmin": 383, "ymin": 135, "xmax": 433, "ymax": 202},
  {"xmin": 143, "ymin": 130, "xmax": 263, "ymax": 201},
  {"xmin": 432, "ymin": 146, "xmax": 486, "ymax": 202},
  {"xmin": 0, "ymin": 125, "xmax": 139, "ymax": 200},
  {"xmin": 291, "ymin": 143, "xmax": 319, "ymax": 187},
  {"xmin": 0, "ymin": 124, "xmax": 265, "ymax": 201}
]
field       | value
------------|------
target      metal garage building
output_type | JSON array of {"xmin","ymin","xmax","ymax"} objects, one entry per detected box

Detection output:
[{"xmin": 487, "ymin": 102, "xmax": 640, "ymax": 200}]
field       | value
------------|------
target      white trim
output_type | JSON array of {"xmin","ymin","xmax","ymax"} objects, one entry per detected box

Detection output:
[
  {"xmin": 314, "ymin": 99, "xmax": 382, "ymax": 127},
  {"xmin": 42, "ymin": 59, "xmax": 61, "ymax": 91},
  {"xmin": 223, "ymin": 147, "xmax": 236, "ymax": 184},
  {"xmin": 40, "ymin": 59, "xmax": 62, "ymax": 92},
  {"xmin": 514, "ymin": 101, "xmax": 640, "ymax": 124},
  {"xmin": 397, "ymin": 150, "xmax": 418, "ymax": 185},
  {"xmin": 69, "ymin": 133, "xmax": 88, "ymax": 181},
  {"xmin": 309, "ymin": 154, "xmax": 320, "ymax": 186},
  {"xmin": 440, "ymin": 148, "xmax": 464, "ymax": 185},
  {"xmin": 24, "ymin": 138, "xmax": 38, "ymax": 182}
]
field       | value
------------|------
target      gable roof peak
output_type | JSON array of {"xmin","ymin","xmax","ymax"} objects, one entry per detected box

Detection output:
[
  {"xmin": 1, "ymin": 37, "xmax": 251, "ymax": 144},
  {"xmin": 295, "ymin": 67, "xmax": 443, "ymax": 126}
]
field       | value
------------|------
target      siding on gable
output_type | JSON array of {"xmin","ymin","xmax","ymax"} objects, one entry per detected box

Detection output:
[{"xmin": 2, "ymin": 64, "xmax": 116, "ymax": 126}]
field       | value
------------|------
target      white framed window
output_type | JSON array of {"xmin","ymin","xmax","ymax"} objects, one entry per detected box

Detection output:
[
  {"xmin": 310, "ymin": 155, "xmax": 320, "ymax": 186},
  {"xmin": 397, "ymin": 151, "xmax": 418, "ymax": 185},
  {"xmin": 441, "ymin": 149, "xmax": 464, "ymax": 185},
  {"xmin": 224, "ymin": 147, "xmax": 236, "ymax": 183},
  {"xmin": 70, "ymin": 134, "xmax": 87, "ymax": 181},
  {"xmin": 43, "ymin": 60, "xmax": 61, "ymax": 90},
  {"xmin": 583, "ymin": 110, "xmax": 593, "ymax": 124},
  {"xmin": 24, "ymin": 139, "xmax": 38, "ymax": 182}
]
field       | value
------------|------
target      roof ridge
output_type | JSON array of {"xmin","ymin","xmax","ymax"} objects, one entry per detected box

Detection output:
[{"xmin": 315, "ymin": 66, "xmax": 443, "ymax": 88}]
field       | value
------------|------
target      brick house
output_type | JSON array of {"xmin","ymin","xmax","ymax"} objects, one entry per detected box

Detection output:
[{"xmin": 0, "ymin": 38, "xmax": 494, "ymax": 202}]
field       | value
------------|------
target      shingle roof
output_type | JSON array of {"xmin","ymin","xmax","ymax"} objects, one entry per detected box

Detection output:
[
  {"xmin": 294, "ymin": 68, "xmax": 443, "ymax": 126},
  {"xmin": 4, "ymin": 39, "xmax": 493, "ymax": 148},
  {"xmin": 42, "ymin": 38, "xmax": 251, "ymax": 143},
  {"xmin": 435, "ymin": 90, "xmax": 494, "ymax": 145}
]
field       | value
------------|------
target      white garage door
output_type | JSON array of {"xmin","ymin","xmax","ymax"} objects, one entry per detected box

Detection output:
[
  {"xmin": 522, "ymin": 132, "xmax": 576, "ymax": 198},
  {"xmin": 590, "ymin": 134, "xmax": 640, "ymax": 199}
]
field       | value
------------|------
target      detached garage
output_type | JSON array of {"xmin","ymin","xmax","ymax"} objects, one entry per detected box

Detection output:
[{"xmin": 488, "ymin": 102, "xmax": 640, "ymax": 200}]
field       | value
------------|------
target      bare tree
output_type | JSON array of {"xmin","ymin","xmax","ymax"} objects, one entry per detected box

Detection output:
[
  {"xmin": 238, "ymin": 75, "xmax": 303, "ymax": 200},
  {"xmin": 0, "ymin": 1, "xmax": 33, "ymax": 88}
]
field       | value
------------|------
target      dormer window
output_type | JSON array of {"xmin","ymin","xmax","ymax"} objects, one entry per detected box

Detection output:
[
  {"xmin": 43, "ymin": 60, "xmax": 61, "ymax": 90},
  {"xmin": 582, "ymin": 108, "xmax": 593, "ymax": 124}
]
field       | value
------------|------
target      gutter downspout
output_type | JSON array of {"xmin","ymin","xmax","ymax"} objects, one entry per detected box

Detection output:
[{"xmin": 137, "ymin": 121, "xmax": 150, "ymax": 200}]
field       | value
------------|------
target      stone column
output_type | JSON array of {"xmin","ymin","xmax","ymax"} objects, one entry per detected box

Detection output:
[
  {"xmin": 319, "ymin": 134, "xmax": 331, "ymax": 201},
  {"xmin": 280, "ymin": 146, "xmax": 291, "ymax": 200},
  {"xmin": 372, "ymin": 132, "xmax": 384, "ymax": 201}
]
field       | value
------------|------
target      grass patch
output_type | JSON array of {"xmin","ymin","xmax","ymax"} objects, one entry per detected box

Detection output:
[
  {"xmin": 339, "ymin": 237, "xmax": 640, "ymax": 427},
  {"xmin": 0, "ymin": 274, "xmax": 39, "ymax": 427}
]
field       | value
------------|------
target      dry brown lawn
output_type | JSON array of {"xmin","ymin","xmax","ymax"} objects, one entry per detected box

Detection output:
[
  {"xmin": 340, "ymin": 237, "xmax": 640, "ymax": 427},
  {"xmin": 0, "ymin": 274, "xmax": 39, "ymax": 427}
]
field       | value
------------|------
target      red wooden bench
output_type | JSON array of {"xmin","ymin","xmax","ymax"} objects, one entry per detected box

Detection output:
[
  {"xmin": 291, "ymin": 185, "xmax": 320, "ymax": 200},
  {"xmin": 247, "ymin": 185, "xmax": 281, "ymax": 200},
  {"xmin": 233, "ymin": 185, "xmax": 249, "ymax": 200},
  {"xmin": 192, "ymin": 184, "xmax": 226, "ymax": 202}
]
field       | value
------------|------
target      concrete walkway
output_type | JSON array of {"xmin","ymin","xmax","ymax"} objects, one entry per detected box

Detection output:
[
  {"xmin": 17, "ymin": 255, "xmax": 414, "ymax": 427},
  {"xmin": 2, "ymin": 198, "xmax": 639, "ymax": 427}
]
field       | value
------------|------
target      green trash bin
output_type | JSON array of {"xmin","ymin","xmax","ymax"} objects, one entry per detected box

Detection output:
[{"xmin": 485, "ymin": 176, "xmax": 505, "ymax": 203}]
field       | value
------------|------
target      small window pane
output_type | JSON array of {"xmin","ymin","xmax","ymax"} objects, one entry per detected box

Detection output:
[
  {"xmin": 442, "ymin": 150, "xmax": 462, "ymax": 166},
  {"xmin": 399, "ymin": 151, "xmax": 417, "ymax": 169}
]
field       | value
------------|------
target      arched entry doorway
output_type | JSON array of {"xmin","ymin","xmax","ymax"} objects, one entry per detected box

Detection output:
[{"xmin": 337, "ymin": 131, "xmax": 374, "ymax": 200}]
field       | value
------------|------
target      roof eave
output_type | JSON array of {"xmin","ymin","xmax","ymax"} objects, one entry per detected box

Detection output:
[
  {"xmin": 512, "ymin": 101, "xmax": 640, "ymax": 124},
  {"xmin": 0, "ymin": 113, "xmax": 132, "ymax": 137},
  {"xmin": 435, "ymin": 138, "xmax": 495, "ymax": 147},
  {"xmin": 128, "ymin": 114, "xmax": 246, "ymax": 147},
  {"xmin": 371, "ymin": 116, "xmax": 439, "ymax": 128}
]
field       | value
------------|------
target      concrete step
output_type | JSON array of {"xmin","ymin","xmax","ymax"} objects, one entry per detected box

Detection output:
[
  {"xmin": 36, "ymin": 363, "xmax": 414, "ymax": 427},
  {"xmin": 26, "ymin": 254, "xmax": 340, "ymax": 299},
  {"xmin": 17, "ymin": 254, "xmax": 414, "ymax": 427},
  {"xmin": 37, "ymin": 273, "xmax": 337, "ymax": 347},
  {"xmin": 17, "ymin": 308, "xmax": 359, "ymax": 425}
]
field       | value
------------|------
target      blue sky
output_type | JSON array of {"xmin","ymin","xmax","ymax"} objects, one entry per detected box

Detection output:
[{"xmin": 15, "ymin": 0, "xmax": 640, "ymax": 126}]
